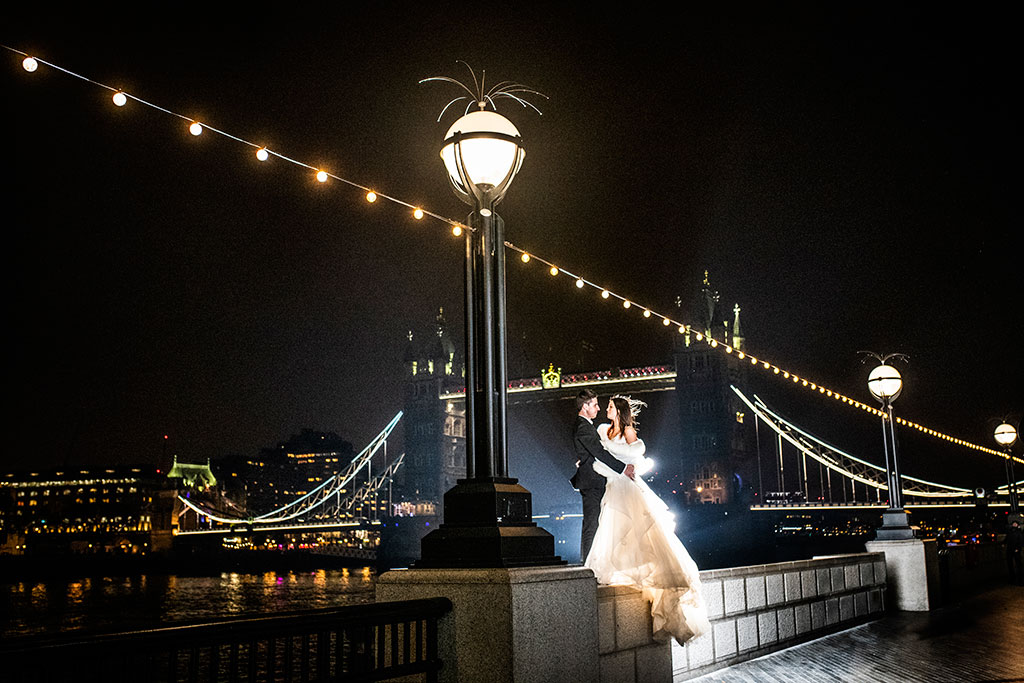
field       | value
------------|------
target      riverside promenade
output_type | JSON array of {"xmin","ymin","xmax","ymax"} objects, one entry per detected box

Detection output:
[{"xmin": 686, "ymin": 583, "xmax": 1024, "ymax": 682}]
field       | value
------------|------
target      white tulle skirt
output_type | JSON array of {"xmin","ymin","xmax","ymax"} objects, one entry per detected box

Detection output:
[{"xmin": 585, "ymin": 472, "xmax": 710, "ymax": 644}]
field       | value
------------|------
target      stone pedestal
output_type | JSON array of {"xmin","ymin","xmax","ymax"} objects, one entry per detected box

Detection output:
[
  {"xmin": 376, "ymin": 566, "xmax": 599, "ymax": 682},
  {"xmin": 865, "ymin": 538, "xmax": 939, "ymax": 611}
]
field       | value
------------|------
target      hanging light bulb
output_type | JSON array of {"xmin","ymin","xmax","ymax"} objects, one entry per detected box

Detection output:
[
  {"xmin": 189, "ymin": 121, "xmax": 203, "ymax": 136},
  {"xmin": 575, "ymin": 279, "xmax": 585, "ymax": 288},
  {"xmin": 22, "ymin": 57, "xmax": 38, "ymax": 72},
  {"xmin": 452, "ymin": 226, "xmax": 463, "ymax": 236},
  {"xmin": 643, "ymin": 309, "xmax": 651, "ymax": 318},
  {"xmin": 623, "ymin": 301, "xmax": 631, "ymax": 309},
  {"xmin": 112, "ymin": 91, "xmax": 127, "ymax": 107},
  {"xmin": 549, "ymin": 266, "xmax": 559, "ymax": 276},
  {"xmin": 365, "ymin": 191, "xmax": 377, "ymax": 202},
  {"xmin": 521, "ymin": 253, "xmax": 531, "ymax": 263},
  {"xmin": 413, "ymin": 208, "xmax": 424, "ymax": 219},
  {"xmin": 316, "ymin": 170, "xmax": 329, "ymax": 182},
  {"xmin": 601, "ymin": 290, "xmax": 610, "ymax": 299},
  {"xmin": 255, "ymin": 147, "xmax": 270, "ymax": 161},
  {"xmin": 662, "ymin": 318, "xmax": 671, "ymax": 326}
]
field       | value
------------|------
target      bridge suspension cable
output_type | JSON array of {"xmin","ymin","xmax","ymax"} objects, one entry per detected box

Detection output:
[
  {"xmin": 732, "ymin": 385, "xmax": 973, "ymax": 500},
  {"xmin": 177, "ymin": 411, "xmax": 403, "ymax": 524}
]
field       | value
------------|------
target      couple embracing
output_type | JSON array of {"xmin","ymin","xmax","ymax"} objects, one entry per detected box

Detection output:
[{"xmin": 571, "ymin": 388, "xmax": 710, "ymax": 644}]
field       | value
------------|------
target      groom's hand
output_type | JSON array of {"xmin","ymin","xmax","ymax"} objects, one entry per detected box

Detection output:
[{"xmin": 624, "ymin": 464, "xmax": 635, "ymax": 480}]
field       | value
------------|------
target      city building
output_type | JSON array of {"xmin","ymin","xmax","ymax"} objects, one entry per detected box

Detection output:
[
  {"xmin": 0, "ymin": 465, "xmax": 176, "ymax": 555},
  {"xmin": 668, "ymin": 272, "xmax": 756, "ymax": 506},
  {"xmin": 401, "ymin": 308, "xmax": 466, "ymax": 514}
]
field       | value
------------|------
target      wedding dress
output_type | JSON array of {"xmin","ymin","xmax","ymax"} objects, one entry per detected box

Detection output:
[{"xmin": 585, "ymin": 423, "xmax": 711, "ymax": 644}]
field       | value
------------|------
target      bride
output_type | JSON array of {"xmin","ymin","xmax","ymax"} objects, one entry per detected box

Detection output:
[{"xmin": 585, "ymin": 395, "xmax": 710, "ymax": 644}]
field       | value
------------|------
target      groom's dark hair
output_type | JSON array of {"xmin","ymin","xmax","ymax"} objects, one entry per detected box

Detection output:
[{"xmin": 575, "ymin": 388, "xmax": 598, "ymax": 411}]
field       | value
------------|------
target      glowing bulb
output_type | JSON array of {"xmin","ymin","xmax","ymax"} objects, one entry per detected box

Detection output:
[
  {"xmin": 256, "ymin": 148, "xmax": 269, "ymax": 161},
  {"xmin": 678, "ymin": 326, "xmax": 685, "ymax": 333},
  {"xmin": 112, "ymin": 91, "xmax": 127, "ymax": 107},
  {"xmin": 413, "ymin": 208, "xmax": 424, "ymax": 219},
  {"xmin": 738, "ymin": 352, "xmax": 745, "ymax": 359},
  {"xmin": 601, "ymin": 290, "xmax": 610, "ymax": 299},
  {"xmin": 663, "ymin": 318, "xmax": 671, "ymax": 326},
  {"xmin": 623, "ymin": 301, "xmax": 631, "ymax": 309},
  {"xmin": 452, "ymin": 226, "xmax": 463, "ymax": 236},
  {"xmin": 710, "ymin": 339, "xmax": 718, "ymax": 348},
  {"xmin": 365, "ymin": 191, "xmax": 377, "ymax": 202},
  {"xmin": 521, "ymin": 253, "xmax": 530, "ymax": 263},
  {"xmin": 643, "ymin": 309, "xmax": 651, "ymax": 318},
  {"xmin": 725, "ymin": 346, "xmax": 733, "ymax": 353},
  {"xmin": 189, "ymin": 122, "xmax": 203, "ymax": 136},
  {"xmin": 576, "ymin": 279, "xmax": 585, "ymax": 288},
  {"xmin": 773, "ymin": 367, "xmax": 780, "ymax": 374},
  {"xmin": 23, "ymin": 57, "xmax": 38, "ymax": 72},
  {"xmin": 549, "ymin": 266, "xmax": 559, "ymax": 276},
  {"xmin": 316, "ymin": 170, "xmax": 329, "ymax": 183},
  {"xmin": 763, "ymin": 362, "xmax": 770, "ymax": 369}
]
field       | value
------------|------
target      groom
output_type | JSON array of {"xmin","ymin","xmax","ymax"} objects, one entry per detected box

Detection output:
[{"xmin": 571, "ymin": 388, "xmax": 634, "ymax": 563}]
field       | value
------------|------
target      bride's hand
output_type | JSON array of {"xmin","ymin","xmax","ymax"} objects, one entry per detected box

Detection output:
[{"xmin": 624, "ymin": 464, "xmax": 636, "ymax": 481}]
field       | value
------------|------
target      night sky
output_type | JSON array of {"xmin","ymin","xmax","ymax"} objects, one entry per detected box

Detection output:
[{"xmin": 4, "ymin": 7, "xmax": 1019, "ymax": 508}]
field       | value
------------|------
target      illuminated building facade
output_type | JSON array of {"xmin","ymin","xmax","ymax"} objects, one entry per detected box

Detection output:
[
  {"xmin": 402, "ymin": 308, "xmax": 466, "ymax": 513},
  {"xmin": 669, "ymin": 272, "xmax": 756, "ymax": 506},
  {"xmin": 0, "ymin": 466, "xmax": 175, "ymax": 555},
  {"xmin": 218, "ymin": 430, "xmax": 356, "ymax": 517}
]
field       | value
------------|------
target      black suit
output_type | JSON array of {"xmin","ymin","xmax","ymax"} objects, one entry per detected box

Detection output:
[{"xmin": 571, "ymin": 416, "xmax": 626, "ymax": 562}]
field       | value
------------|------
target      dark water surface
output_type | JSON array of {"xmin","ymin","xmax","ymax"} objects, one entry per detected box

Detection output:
[{"xmin": 1, "ymin": 568, "xmax": 376, "ymax": 639}]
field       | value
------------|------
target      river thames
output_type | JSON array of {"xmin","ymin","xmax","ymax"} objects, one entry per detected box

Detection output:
[{"xmin": 1, "ymin": 568, "xmax": 376, "ymax": 639}]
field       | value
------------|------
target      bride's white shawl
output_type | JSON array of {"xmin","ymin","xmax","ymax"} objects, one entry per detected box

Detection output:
[{"xmin": 596, "ymin": 423, "xmax": 654, "ymax": 475}]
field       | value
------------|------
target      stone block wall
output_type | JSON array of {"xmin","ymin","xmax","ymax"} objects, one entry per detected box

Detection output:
[
  {"xmin": 594, "ymin": 553, "xmax": 888, "ymax": 682},
  {"xmin": 596, "ymin": 585, "xmax": 672, "ymax": 683},
  {"xmin": 671, "ymin": 553, "xmax": 887, "ymax": 680}
]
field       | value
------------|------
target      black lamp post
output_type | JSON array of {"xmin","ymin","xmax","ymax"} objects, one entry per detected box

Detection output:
[
  {"xmin": 865, "ymin": 355, "xmax": 915, "ymax": 540},
  {"xmin": 416, "ymin": 104, "xmax": 561, "ymax": 567},
  {"xmin": 994, "ymin": 422, "xmax": 1019, "ymax": 514}
]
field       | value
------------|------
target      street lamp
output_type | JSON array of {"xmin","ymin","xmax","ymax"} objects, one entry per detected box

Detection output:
[
  {"xmin": 994, "ymin": 422, "xmax": 1019, "ymax": 514},
  {"xmin": 416, "ymin": 85, "xmax": 561, "ymax": 568},
  {"xmin": 862, "ymin": 352, "xmax": 915, "ymax": 540}
]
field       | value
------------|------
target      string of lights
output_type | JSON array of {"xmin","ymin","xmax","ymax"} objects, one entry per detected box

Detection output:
[{"xmin": 5, "ymin": 45, "xmax": 1018, "ymax": 466}]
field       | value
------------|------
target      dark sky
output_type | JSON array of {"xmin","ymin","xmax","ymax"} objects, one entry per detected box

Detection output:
[{"xmin": 3, "ymin": 7, "xmax": 1019, "ymax": 504}]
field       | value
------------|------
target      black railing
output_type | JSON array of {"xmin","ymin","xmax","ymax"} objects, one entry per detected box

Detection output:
[{"xmin": 2, "ymin": 597, "xmax": 452, "ymax": 682}]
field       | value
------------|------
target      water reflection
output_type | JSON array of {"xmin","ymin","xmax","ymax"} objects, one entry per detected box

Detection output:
[{"xmin": 1, "ymin": 568, "xmax": 376, "ymax": 638}]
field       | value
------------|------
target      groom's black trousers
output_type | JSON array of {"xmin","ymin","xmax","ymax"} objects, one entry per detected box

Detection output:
[{"xmin": 580, "ymin": 487, "xmax": 604, "ymax": 562}]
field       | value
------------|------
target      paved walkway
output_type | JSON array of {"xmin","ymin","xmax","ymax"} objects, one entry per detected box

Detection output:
[{"xmin": 687, "ymin": 584, "xmax": 1024, "ymax": 683}]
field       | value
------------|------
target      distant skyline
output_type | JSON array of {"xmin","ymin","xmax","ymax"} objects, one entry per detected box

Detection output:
[{"xmin": 4, "ymin": 8, "xmax": 1019, "ymax": 500}]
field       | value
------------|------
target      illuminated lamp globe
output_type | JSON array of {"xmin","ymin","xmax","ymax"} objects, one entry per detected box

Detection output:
[
  {"xmin": 440, "ymin": 109, "xmax": 524, "ymax": 207},
  {"xmin": 994, "ymin": 423, "xmax": 1018, "ymax": 447},
  {"xmin": 867, "ymin": 363, "xmax": 903, "ymax": 402}
]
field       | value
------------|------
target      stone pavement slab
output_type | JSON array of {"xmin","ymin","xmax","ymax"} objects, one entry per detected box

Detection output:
[{"xmin": 684, "ymin": 584, "xmax": 1024, "ymax": 682}]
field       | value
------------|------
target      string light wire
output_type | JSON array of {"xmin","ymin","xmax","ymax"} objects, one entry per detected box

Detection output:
[{"xmin": 4, "ymin": 44, "xmax": 1017, "ymax": 466}]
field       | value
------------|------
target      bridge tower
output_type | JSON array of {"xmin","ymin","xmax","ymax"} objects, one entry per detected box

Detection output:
[
  {"xmin": 401, "ymin": 308, "xmax": 467, "ymax": 515},
  {"xmin": 672, "ymin": 272, "xmax": 755, "ymax": 506}
]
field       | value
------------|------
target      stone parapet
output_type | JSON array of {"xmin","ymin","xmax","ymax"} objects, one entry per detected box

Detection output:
[{"xmin": 596, "ymin": 553, "xmax": 887, "ymax": 682}]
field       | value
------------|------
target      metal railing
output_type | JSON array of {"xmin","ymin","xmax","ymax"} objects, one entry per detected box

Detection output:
[{"xmin": 2, "ymin": 597, "xmax": 451, "ymax": 682}]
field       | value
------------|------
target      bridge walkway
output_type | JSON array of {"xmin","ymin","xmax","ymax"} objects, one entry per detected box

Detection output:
[{"xmin": 686, "ymin": 583, "xmax": 1024, "ymax": 682}]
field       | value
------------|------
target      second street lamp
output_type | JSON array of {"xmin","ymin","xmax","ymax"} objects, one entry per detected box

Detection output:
[
  {"xmin": 994, "ymin": 422, "xmax": 1019, "ymax": 514},
  {"xmin": 864, "ymin": 353, "xmax": 915, "ymax": 541},
  {"xmin": 416, "ymin": 89, "xmax": 561, "ymax": 568}
]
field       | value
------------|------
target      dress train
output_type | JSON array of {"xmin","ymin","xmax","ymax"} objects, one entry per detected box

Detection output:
[{"xmin": 585, "ymin": 424, "xmax": 710, "ymax": 644}]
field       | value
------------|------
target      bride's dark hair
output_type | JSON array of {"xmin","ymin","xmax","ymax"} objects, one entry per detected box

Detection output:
[{"xmin": 609, "ymin": 396, "xmax": 634, "ymax": 436}]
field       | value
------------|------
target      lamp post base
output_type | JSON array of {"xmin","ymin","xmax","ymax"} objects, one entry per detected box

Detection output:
[
  {"xmin": 415, "ymin": 478, "xmax": 565, "ymax": 568},
  {"xmin": 874, "ymin": 508, "xmax": 915, "ymax": 541}
]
